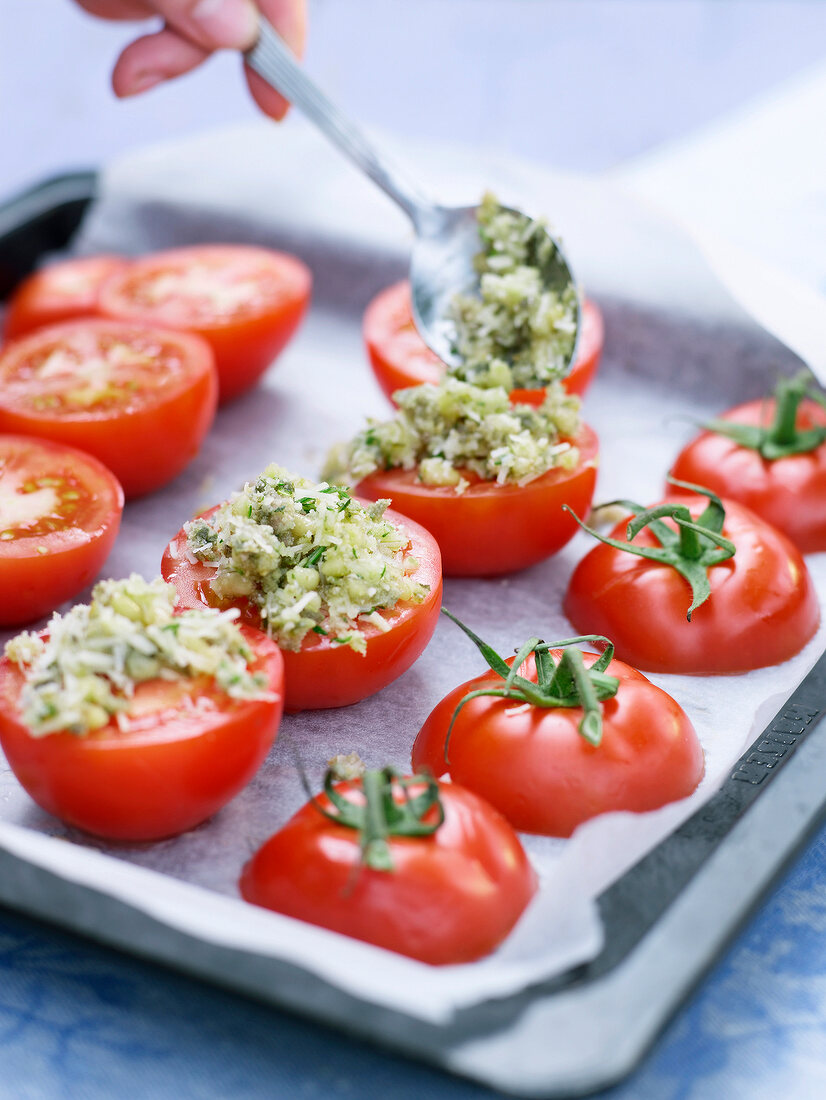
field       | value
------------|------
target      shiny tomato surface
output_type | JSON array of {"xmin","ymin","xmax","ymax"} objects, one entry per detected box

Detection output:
[
  {"xmin": 240, "ymin": 777, "xmax": 537, "ymax": 965},
  {"xmin": 353, "ymin": 424, "xmax": 598, "ymax": 576},
  {"xmin": 0, "ymin": 434, "xmax": 123, "ymax": 625},
  {"xmin": 671, "ymin": 397, "xmax": 826, "ymax": 553},
  {"xmin": 364, "ymin": 280, "xmax": 604, "ymax": 404},
  {"xmin": 161, "ymin": 504, "xmax": 442, "ymax": 710},
  {"xmin": 0, "ymin": 625, "xmax": 284, "ymax": 841},
  {"xmin": 3, "ymin": 255, "xmax": 128, "ymax": 340},
  {"xmin": 99, "ymin": 245, "xmax": 311, "ymax": 403},
  {"xmin": 413, "ymin": 651, "xmax": 704, "ymax": 837},
  {"xmin": 0, "ymin": 320, "xmax": 218, "ymax": 498},
  {"xmin": 564, "ymin": 496, "xmax": 820, "ymax": 674}
]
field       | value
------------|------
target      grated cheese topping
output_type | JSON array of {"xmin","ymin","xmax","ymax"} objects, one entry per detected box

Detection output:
[
  {"xmin": 184, "ymin": 466, "xmax": 429, "ymax": 655},
  {"xmin": 5, "ymin": 575, "xmax": 270, "ymax": 737},
  {"xmin": 447, "ymin": 192, "xmax": 579, "ymax": 390},
  {"xmin": 324, "ymin": 377, "xmax": 582, "ymax": 491}
]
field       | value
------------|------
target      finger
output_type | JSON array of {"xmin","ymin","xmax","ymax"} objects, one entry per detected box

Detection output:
[
  {"xmin": 112, "ymin": 26, "xmax": 209, "ymax": 96},
  {"xmin": 74, "ymin": 0, "xmax": 154, "ymax": 18},
  {"xmin": 243, "ymin": 0, "xmax": 306, "ymax": 120},
  {"xmin": 150, "ymin": 0, "xmax": 258, "ymax": 51}
]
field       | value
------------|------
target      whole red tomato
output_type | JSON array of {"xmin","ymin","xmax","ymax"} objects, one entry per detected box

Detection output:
[
  {"xmin": 0, "ymin": 434, "xmax": 123, "ymax": 625},
  {"xmin": 353, "ymin": 424, "xmax": 599, "ymax": 576},
  {"xmin": 564, "ymin": 492, "xmax": 819, "ymax": 674},
  {"xmin": 240, "ymin": 769, "xmax": 537, "ymax": 965},
  {"xmin": 4, "ymin": 255, "xmax": 128, "ymax": 339},
  {"xmin": 99, "ymin": 244, "xmax": 311, "ymax": 403},
  {"xmin": 364, "ymin": 280, "xmax": 604, "ymax": 405},
  {"xmin": 0, "ymin": 319, "xmax": 218, "ymax": 498},
  {"xmin": 161, "ymin": 504, "xmax": 442, "ymax": 710},
  {"xmin": 0, "ymin": 625, "xmax": 284, "ymax": 841},
  {"xmin": 671, "ymin": 382, "xmax": 826, "ymax": 554},
  {"xmin": 413, "ymin": 647, "xmax": 704, "ymax": 837}
]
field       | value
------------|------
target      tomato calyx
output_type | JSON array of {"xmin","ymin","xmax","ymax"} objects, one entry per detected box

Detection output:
[
  {"xmin": 301, "ymin": 765, "xmax": 444, "ymax": 872},
  {"xmin": 565, "ymin": 478, "xmax": 737, "ymax": 621},
  {"xmin": 441, "ymin": 609, "xmax": 620, "ymax": 751},
  {"xmin": 703, "ymin": 372, "xmax": 826, "ymax": 460}
]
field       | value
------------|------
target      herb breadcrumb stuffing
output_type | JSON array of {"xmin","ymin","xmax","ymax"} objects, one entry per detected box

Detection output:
[
  {"xmin": 184, "ymin": 466, "xmax": 429, "ymax": 655},
  {"xmin": 448, "ymin": 192, "xmax": 579, "ymax": 390},
  {"xmin": 324, "ymin": 378, "xmax": 582, "ymax": 492},
  {"xmin": 5, "ymin": 575, "xmax": 270, "ymax": 737}
]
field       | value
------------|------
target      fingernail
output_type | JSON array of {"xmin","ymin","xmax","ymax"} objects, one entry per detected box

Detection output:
[
  {"xmin": 192, "ymin": 0, "xmax": 258, "ymax": 49},
  {"xmin": 123, "ymin": 70, "xmax": 165, "ymax": 96}
]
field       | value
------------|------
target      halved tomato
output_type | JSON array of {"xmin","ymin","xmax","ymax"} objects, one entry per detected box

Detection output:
[
  {"xmin": 160, "ymin": 505, "xmax": 443, "ymax": 711},
  {"xmin": 3, "ymin": 255, "xmax": 128, "ymax": 340},
  {"xmin": 364, "ymin": 281, "xmax": 604, "ymax": 405},
  {"xmin": 0, "ymin": 320, "xmax": 218, "ymax": 498},
  {"xmin": 99, "ymin": 244, "xmax": 312, "ymax": 403},
  {"xmin": 0, "ymin": 434, "xmax": 123, "ymax": 625},
  {"xmin": 0, "ymin": 623, "xmax": 284, "ymax": 841}
]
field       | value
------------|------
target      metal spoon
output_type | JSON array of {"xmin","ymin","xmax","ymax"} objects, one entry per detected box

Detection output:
[{"xmin": 245, "ymin": 17, "xmax": 580, "ymax": 371}]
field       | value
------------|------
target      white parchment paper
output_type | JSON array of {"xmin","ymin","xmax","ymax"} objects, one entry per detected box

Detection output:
[{"xmin": 1, "ymin": 120, "xmax": 825, "ymax": 1024}]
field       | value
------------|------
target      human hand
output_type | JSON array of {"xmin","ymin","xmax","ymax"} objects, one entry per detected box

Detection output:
[{"xmin": 74, "ymin": 1, "xmax": 306, "ymax": 120}]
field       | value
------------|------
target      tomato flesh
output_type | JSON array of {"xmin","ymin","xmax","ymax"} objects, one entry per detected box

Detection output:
[
  {"xmin": 0, "ymin": 435, "xmax": 123, "ymax": 625},
  {"xmin": 671, "ymin": 398, "xmax": 826, "ymax": 554},
  {"xmin": 4, "ymin": 255, "xmax": 128, "ymax": 340},
  {"xmin": 240, "ymin": 778, "xmax": 537, "ymax": 965},
  {"xmin": 0, "ymin": 320, "xmax": 218, "ymax": 498},
  {"xmin": 364, "ymin": 281, "xmax": 604, "ymax": 404},
  {"xmin": 353, "ymin": 424, "xmax": 598, "ymax": 576},
  {"xmin": 161, "ymin": 504, "xmax": 443, "ymax": 710},
  {"xmin": 0, "ymin": 625, "xmax": 284, "ymax": 841},
  {"xmin": 413, "ymin": 652, "xmax": 704, "ymax": 837},
  {"xmin": 564, "ymin": 496, "xmax": 820, "ymax": 674},
  {"xmin": 99, "ymin": 245, "xmax": 312, "ymax": 403}
]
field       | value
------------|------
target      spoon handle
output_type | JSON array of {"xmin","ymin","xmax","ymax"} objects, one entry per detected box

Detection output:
[{"xmin": 246, "ymin": 18, "xmax": 437, "ymax": 229}]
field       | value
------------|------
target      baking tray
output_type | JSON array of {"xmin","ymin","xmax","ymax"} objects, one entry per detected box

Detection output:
[{"xmin": 0, "ymin": 171, "xmax": 825, "ymax": 1098}]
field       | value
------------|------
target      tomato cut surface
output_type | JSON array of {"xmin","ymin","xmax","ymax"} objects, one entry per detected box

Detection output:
[
  {"xmin": 671, "ymin": 397, "xmax": 826, "ymax": 553},
  {"xmin": 99, "ymin": 245, "xmax": 311, "ymax": 403},
  {"xmin": 3, "ymin": 255, "xmax": 128, "ymax": 340},
  {"xmin": 353, "ymin": 424, "xmax": 599, "ymax": 576},
  {"xmin": 0, "ymin": 434, "xmax": 123, "ymax": 625},
  {"xmin": 0, "ymin": 320, "xmax": 218, "ymax": 498},
  {"xmin": 564, "ymin": 496, "xmax": 820, "ymax": 674},
  {"xmin": 0, "ymin": 625, "xmax": 284, "ymax": 841},
  {"xmin": 364, "ymin": 281, "xmax": 604, "ymax": 404},
  {"xmin": 413, "ymin": 651, "xmax": 704, "ymax": 837},
  {"xmin": 240, "ymin": 777, "xmax": 536, "ymax": 965},
  {"xmin": 161, "ymin": 504, "xmax": 443, "ymax": 710}
]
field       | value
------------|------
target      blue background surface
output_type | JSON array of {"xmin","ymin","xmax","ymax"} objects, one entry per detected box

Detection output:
[{"xmin": 2, "ymin": 2, "xmax": 826, "ymax": 1096}]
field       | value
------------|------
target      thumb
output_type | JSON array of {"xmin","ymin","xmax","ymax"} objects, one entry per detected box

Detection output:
[{"xmin": 152, "ymin": 0, "xmax": 259, "ymax": 51}]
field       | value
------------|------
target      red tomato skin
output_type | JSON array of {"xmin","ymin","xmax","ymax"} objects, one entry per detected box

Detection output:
[
  {"xmin": 0, "ymin": 626, "xmax": 284, "ymax": 841},
  {"xmin": 364, "ymin": 281, "xmax": 604, "ymax": 404},
  {"xmin": 353, "ymin": 424, "xmax": 598, "ymax": 577},
  {"xmin": 412, "ymin": 652, "xmax": 704, "ymax": 837},
  {"xmin": 671, "ymin": 398, "xmax": 826, "ymax": 554},
  {"xmin": 160, "ymin": 504, "xmax": 443, "ymax": 710},
  {"xmin": 0, "ymin": 435, "xmax": 124, "ymax": 626},
  {"xmin": 4, "ymin": 256, "xmax": 128, "ymax": 340},
  {"xmin": 564, "ymin": 497, "xmax": 820, "ymax": 674},
  {"xmin": 240, "ymin": 779, "xmax": 537, "ymax": 965},
  {"xmin": 98, "ymin": 245, "xmax": 312, "ymax": 404},
  {"xmin": 0, "ymin": 320, "xmax": 218, "ymax": 498}
]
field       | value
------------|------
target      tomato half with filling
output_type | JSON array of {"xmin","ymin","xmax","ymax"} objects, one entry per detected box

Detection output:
[
  {"xmin": 564, "ymin": 496, "xmax": 820, "ymax": 674},
  {"xmin": 0, "ymin": 435, "xmax": 124, "ymax": 626},
  {"xmin": 3, "ymin": 255, "xmax": 128, "ymax": 340},
  {"xmin": 240, "ymin": 776, "xmax": 536, "ymax": 965},
  {"xmin": 0, "ymin": 625, "xmax": 284, "ymax": 841},
  {"xmin": 353, "ymin": 424, "xmax": 598, "ymax": 577},
  {"xmin": 0, "ymin": 320, "xmax": 218, "ymax": 498},
  {"xmin": 413, "ymin": 651, "xmax": 704, "ymax": 837},
  {"xmin": 364, "ymin": 280, "xmax": 604, "ymax": 405},
  {"xmin": 160, "ymin": 504, "xmax": 443, "ymax": 710},
  {"xmin": 671, "ymin": 397, "xmax": 826, "ymax": 554},
  {"xmin": 99, "ymin": 245, "xmax": 311, "ymax": 403}
]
